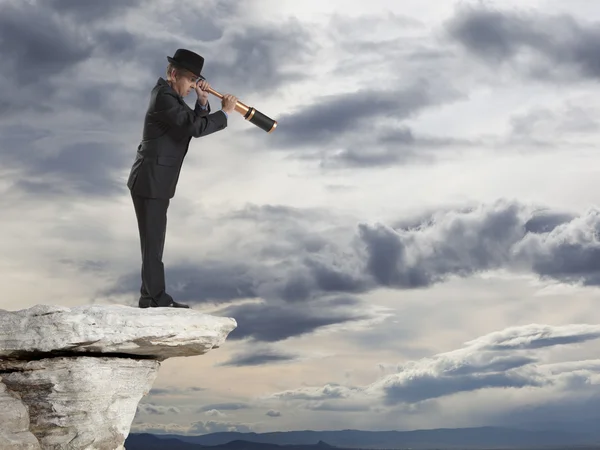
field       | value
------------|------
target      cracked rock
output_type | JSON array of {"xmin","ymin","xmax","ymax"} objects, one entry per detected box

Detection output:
[{"xmin": 0, "ymin": 304, "xmax": 236, "ymax": 449}]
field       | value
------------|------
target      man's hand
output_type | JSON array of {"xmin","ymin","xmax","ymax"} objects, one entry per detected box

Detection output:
[
  {"xmin": 221, "ymin": 94, "xmax": 238, "ymax": 114},
  {"xmin": 195, "ymin": 79, "xmax": 210, "ymax": 106}
]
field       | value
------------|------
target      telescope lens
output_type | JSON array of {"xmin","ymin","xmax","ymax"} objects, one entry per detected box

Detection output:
[{"xmin": 246, "ymin": 107, "xmax": 277, "ymax": 133}]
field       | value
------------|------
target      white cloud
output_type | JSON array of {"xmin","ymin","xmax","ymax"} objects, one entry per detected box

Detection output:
[
  {"xmin": 260, "ymin": 323, "xmax": 600, "ymax": 428},
  {"xmin": 204, "ymin": 409, "xmax": 227, "ymax": 418},
  {"xmin": 131, "ymin": 419, "xmax": 253, "ymax": 435}
]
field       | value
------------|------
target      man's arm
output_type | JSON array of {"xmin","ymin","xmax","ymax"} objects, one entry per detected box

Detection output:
[
  {"xmin": 194, "ymin": 99, "xmax": 211, "ymax": 116},
  {"xmin": 195, "ymin": 100, "xmax": 230, "ymax": 120},
  {"xmin": 151, "ymin": 91, "xmax": 227, "ymax": 138}
]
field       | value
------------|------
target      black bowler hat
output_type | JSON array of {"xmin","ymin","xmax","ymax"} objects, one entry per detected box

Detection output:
[{"xmin": 167, "ymin": 48, "xmax": 205, "ymax": 79}]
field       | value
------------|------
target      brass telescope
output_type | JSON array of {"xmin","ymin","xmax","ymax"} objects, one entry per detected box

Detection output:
[{"xmin": 207, "ymin": 87, "xmax": 277, "ymax": 133}]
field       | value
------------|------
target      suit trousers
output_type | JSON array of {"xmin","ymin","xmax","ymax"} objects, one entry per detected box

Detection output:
[{"xmin": 131, "ymin": 192, "xmax": 174, "ymax": 306}]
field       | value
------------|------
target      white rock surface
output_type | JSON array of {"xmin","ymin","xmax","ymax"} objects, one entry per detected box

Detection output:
[
  {"xmin": 0, "ymin": 377, "xmax": 40, "ymax": 449},
  {"xmin": 1, "ymin": 357, "xmax": 159, "ymax": 450},
  {"xmin": 0, "ymin": 304, "xmax": 237, "ymax": 450},
  {"xmin": 0, "ymin": 304, "xmax": 237, "ymax": 360}
]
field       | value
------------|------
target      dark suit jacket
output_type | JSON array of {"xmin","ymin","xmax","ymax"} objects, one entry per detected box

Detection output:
[{"xmin": 127, "ymin": 77, "xmax": 228, "ymax": 199}]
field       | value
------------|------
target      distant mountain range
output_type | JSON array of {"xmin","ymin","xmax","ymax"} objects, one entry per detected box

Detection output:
[
  {"xmin": 125, "ymin": 434, "xmax": 338, "ymax": 449},
  {"xmin": 125, "ymin": 426, "xmax": 600, "ymax": 449}
]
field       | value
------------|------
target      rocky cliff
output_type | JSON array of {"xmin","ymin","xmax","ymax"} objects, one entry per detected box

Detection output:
[{"xmin": 0, "ymin": 304, "xmax": 236, "ymax": 450}]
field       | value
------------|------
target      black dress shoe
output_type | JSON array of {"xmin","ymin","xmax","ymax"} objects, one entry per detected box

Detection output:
[
  {"xmin": 138, "ymin": 298, "xmax": 155, "ymax": 308},
  {"xmin": 138, "ymin": 298, "xmax": 189, "ymax": 308},
  {"xmin": 167, "ymin": 300, "xmax": 190, "ymax": 308}
]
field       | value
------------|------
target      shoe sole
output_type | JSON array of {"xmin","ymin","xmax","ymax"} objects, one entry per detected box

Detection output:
[{"xmin": 138, "ymin": 300, "xmax": 189, "ymax": 308}]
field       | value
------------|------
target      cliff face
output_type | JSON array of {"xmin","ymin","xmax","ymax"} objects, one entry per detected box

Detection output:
[{"xmin": 0, "ymin": 304, "xmax": 236, "ymax": 450}]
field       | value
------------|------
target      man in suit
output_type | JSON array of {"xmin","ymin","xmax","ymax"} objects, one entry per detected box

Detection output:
[{"xmin": 127, "ymin": 49, "xmax": 237, "ymax": 308}]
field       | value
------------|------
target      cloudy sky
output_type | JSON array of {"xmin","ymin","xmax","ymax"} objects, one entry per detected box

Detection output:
[{"xmin": 2, "ymin": 0, "xmax": 600, "ymax": 436}]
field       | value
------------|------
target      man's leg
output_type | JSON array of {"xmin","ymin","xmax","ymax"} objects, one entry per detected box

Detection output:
[{"xmin": 131, "ymin": 192, "xmax": 178, "ymax": 307}]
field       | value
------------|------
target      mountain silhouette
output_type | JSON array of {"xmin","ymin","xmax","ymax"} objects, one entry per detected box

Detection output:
[
  {"xmin": 125, "ymin": 433, "xmax": 340, "ymax": 449},
  {"xmin": 126, "ymin": 426, "xmax": 600, "ymax": 449}
]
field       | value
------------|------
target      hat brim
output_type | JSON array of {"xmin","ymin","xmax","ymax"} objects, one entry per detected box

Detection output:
[{"xmin": 166, "ymin": 56, "xmax": 205, "ymax": 79}]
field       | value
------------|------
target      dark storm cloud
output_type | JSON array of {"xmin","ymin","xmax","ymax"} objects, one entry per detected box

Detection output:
[
  {"xmin": 216, "ymin": 300, "xmax": 371, "ymax": 342},
  {"xmin": 103, "ymin": 252, "xmax": 377, "ymax": 344},
  {"xmin": 524, "ymin": 210, "xmax": 576, "ymax": 234},
  {"xmin": 0, "ymin": 0, "xmax": 321, "ymax": 200},
  {"xmin": 104, "ymin": 201, "xmax": 600, "ymax": 342},
  {"xmin": 0, "ymin": 0, "xmax": 174, "ymax": 118},
  {"xmin": 271, "ymin": 82, "xmax": 455, "ymax": 146},
  {"xmin": 360, "ymin": 201, "xmax": 525, "ymax": 288},
  {"xmin": 445, "ymin": 5, "xmax": 600, "ymax": 81},
  {"xmin": 270, "ymin": 324, "xmax": 600, "ymax": 409},
  {"xmin": 101, "ymin": 201, "xmax": 379, "ymax": 343},
  {"xmin": 0, "ymin": 2, "xmax": 93, "ymax": 84},
  {"xmin": 0, "ymin": 0, "xmax": 312, "ymax": 113},
  {"xmin": 0, "ymin": 125, "xmax": 130, "ymax": 197},
  {"xmin": 104, "ymin": 258, "xmax": 368, "ymax": 307},
  {"xmin": 383, "ymin": 372, "xmax": 543, "ymax": 405},
  {"xmin": 103, "ymin": 261, "xmax": 259, "ymax": 304},
  {"xmin": 358, "ymin": 202, "xmax": 600, "ymax": 289},
  {"xmin": 46, "ymin": 0, "xmax": 143, "ymax": 21},
  {"xmin": 377, "ymin": 324, "xmax": 600, "ymax": 405},
  {"xmin": 104, "ymin": 202, "xmax": 372, "ymax": 306},
  {"xmin": 515, "ymin": 215, "xmax": 600, "ymax": 285},
  {"xmin": 220, "ymin": 347, "xmax": 298, "ymax": 366},
  {"xmin": 262, "ymin": 80, "xmax": 467, "ymax": 168},
  {"xmin": 0, "ymin": 0, "xmax": 151, "ymax": 123}
]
